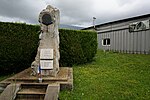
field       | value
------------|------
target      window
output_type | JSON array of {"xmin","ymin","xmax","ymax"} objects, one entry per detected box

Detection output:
[{"xmin": 102, "ymin": 38, "xmax": 110, "ymax": 46}]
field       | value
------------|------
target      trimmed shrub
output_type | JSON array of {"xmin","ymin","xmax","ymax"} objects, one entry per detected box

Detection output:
[
  {"xmin": 0, "ymin": 22, "xmax": 39, "ymax": 75},
  {"xmin": 59, "ymin": 29, "xmax": 97, "ymax": 67},
  {"xmin": 0, "ymin": 22, "xmax": 97, "ymax": 75}
]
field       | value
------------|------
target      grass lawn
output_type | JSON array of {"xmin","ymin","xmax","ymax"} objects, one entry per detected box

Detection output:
[
  {"xmin": 59, "ymin": 50, "xmax": 150, "ymax": 100},
  {"xmin": 0, "ymin": 75, "xmax": 11, "ymax": 81},
  {"xmin": 0, "ymin": 74, "xmax": 14, "ymax": 82}
]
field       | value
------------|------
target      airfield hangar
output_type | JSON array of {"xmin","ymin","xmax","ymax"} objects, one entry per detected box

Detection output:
[{"xmin": 83, "ymin": 14, "xmax": 150, "ymax": 54}]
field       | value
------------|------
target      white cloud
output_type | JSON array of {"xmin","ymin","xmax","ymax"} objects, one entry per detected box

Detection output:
[
  {"xmin": 0, "ymin": 0, "xmax": 46, "ymax": 24},
  {"xmin": 0, "ymin": 0, "xmax": 150, "ymax": 27}
]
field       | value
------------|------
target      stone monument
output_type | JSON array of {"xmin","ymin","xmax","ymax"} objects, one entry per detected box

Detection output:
[
  {"xmin": 0, "ymin": 5, "xmax": 73, "ymax": 100},
  {"xmin": 31, "ymin": 5, "xmax": 60, "ymax": 77}
]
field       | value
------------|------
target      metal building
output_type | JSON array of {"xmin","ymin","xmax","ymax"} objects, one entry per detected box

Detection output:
[{"xmin": 83, "ymin": 14, "xmax": 150, "ymax": 54}]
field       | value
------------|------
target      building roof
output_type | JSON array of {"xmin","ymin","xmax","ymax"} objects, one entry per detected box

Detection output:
[{"xmin": 82, "ymin": 13, "xmax": 150, "ymax": 30}]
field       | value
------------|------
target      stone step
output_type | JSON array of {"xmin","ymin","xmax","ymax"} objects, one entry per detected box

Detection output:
[
  {"xmin": 0, "ymin": 67, "xmax": 73, "ymax": 100},
  {"xmin": 15, "ymin": 84, "xmax": 47, "ymax": 100},
  {"xmin": 0, "ymin": 83, "xmax": 8, "ymax": 94},
  {"xmin": 1, "ymin": 67, "xmax": 73, "ymax": 91},
  {"xmin": 21, "ymin": 83, "xmax": 48, "ymax": 88},
  {"xmin": 17, "ymin": 88, "xmax": 46, "ymax": 95},
  {"xmin": 16, "ymin": 94, "xmax": 45, "ymax": 100}
]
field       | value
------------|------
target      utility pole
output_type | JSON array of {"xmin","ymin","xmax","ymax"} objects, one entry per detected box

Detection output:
[{"xmin": 93, "ymin": 17, "xmax": 96, "ymax": 30}]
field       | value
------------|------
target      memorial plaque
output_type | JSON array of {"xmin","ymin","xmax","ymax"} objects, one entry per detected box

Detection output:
[
  {"xmin": 40, "ymin": 60, "xmax": 53, "ymax": 69},
  {"xmin": 42, "ymin": 14, "xmax": 53, "ymax": 25},
  {"xmin": 40, "ymin": 49, "xmax": 53, "ymax": 60}
]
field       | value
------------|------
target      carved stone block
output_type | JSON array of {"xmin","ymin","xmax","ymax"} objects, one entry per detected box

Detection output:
[{"xmin": 31, "ymin": 5, "xmax": 60, "ymax": 77}]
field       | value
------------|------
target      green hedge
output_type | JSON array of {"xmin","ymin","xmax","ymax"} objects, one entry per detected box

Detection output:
[
  {"xmin": 59, "ymin": 29, "xmax": 97, "ymax": 66},
  {"xmin": 0, "ymin": 22, "xmax": 97, "ymax": 75},
  {"xmin": 0, "ymin": 22, "xmax": 40, "ymax": 75}
]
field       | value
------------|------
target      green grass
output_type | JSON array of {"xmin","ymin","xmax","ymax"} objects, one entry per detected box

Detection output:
[
  {"xmin": 0, "ymin": 75, "xmax": 12, "ymax": 81},
  {"xmin": 59, "ymin": 50, "xmax": 150, "ymax": 100}
]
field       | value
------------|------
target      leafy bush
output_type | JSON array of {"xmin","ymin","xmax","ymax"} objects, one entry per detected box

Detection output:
[
  {"xmin": 0, "ymin": 22, "xmax": 39, "ymax": 75},
  {"xmin": 0, "ymin": 22, "xmax": 97, "ymax": 75},
  {"xmin": 59, "ymin": 29, "xmax": 97, "ymax": 66}
]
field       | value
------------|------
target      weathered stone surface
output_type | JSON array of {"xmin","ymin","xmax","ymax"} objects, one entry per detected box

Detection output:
[
  {"xmin": 31, "ymin": 5, "xmax": 60, "ymax": 77},
  {"xmin": 1, "ymin": 67, "xmax": 73, "ymax": 91},
  {"xmin": 0, "ymin": 84, "xmax": 21, "ymax": 100},
  {"xmin": 44, "ymin": 84, "xmax": 60, "ymax": 100}
]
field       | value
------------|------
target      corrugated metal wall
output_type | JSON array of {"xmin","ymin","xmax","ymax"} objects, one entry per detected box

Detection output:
[{"xmin": 97, "ymin": 18, "xmax": 150, "ymax": 54}]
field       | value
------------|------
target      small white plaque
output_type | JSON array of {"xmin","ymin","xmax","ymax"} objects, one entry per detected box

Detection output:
[
  {"xmin": 40, "ymin": 49, "xmax": 53, "ymax": 59},
  {"xmin": 40, "ymin": 60, "xmax": 53, "ymax": 69}
]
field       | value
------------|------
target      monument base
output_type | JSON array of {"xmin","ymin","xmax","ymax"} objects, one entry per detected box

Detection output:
[
  {"xmin": 40, "ymin": 68, "xmax": 59, "ymax": 77},
  {"xmin": 0, "ymin": 67, "xmax": 73, "ymax": 91},
  {"xmin": 0, "ymin": 67, "xmax": 73, "ymax": 100}
]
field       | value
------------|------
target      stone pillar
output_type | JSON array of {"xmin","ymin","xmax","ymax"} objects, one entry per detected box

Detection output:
[{"xmin": 31, "ymin": 5, "xmax": 60, "ymax": 77}]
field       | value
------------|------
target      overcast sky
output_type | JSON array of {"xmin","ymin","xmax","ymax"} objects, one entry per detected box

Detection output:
[{"xmin": 0, "ymin": 0, "xmax": 150, "ymax": 27}]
